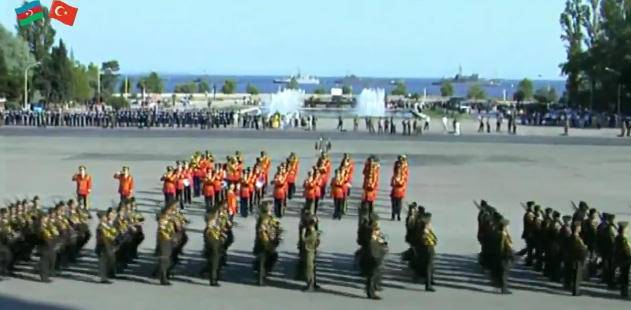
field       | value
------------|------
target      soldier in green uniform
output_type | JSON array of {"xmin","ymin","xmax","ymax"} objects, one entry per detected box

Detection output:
[
  {"xmin": 420, "ymin": 213, "xmax": 437, "ymax": 292},
  {"xmin": 613, "ymin": 221, "xmax": 630, "ymax": 299},
  {"xmin": 568, "ymin": 222, "xmax": 587, "ymax": 296},
  {"xmin": 492, "ymin": 218, "xmax": 513, "ymax": 294},
  {"xmin": 40, "ymin": 211, "xmax": 60, "ymax": 283},
  {"xmin": 357, "ymin": 216, "xmax": 388, "ymax": 299},
  {"xmin": 598, "ymin": 213, "xmax": 617, "ymax": 289},
  {"xmin": 204, "ymin": 210, "xmax": 224, "ymax": 286},
  {"xmin": 157, "ymin": 207, "xmax": 175, "ymax": 285},
  {"xmin": 300, "ymin": 218, "xmax": 320, "ymax": 291},
  {"xmin": 581, "ymin": 208, "xmax": 599, "ymax": 277},
  {"xmin": 96, "ymin": 209, "xmax": 118, "ymax": 284},
  {"xmin": 253, "ymin": 202, "xmax": 282, "ymax": 286},
  {"xmin": 0, "ymin": 209, "xmax": 16, "ymax": 277}
]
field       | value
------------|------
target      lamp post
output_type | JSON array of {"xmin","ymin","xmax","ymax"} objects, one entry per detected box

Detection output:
[
  {"xmin": 605, "ymin": 67, "xmax": 624, "ymax": 137},
  {"xmin": 24, "ymin": 62, "xmax": 41, "ymax": 110}
]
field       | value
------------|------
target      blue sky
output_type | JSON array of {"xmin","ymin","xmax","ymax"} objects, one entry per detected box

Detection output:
[{"xmin": 1, "ymin": 0, "xmax": 566, "ymax": 79}]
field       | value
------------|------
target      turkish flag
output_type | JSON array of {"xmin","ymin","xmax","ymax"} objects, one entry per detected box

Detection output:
[{"xmin": 49, "ymin": 0, "xmax": 78, "ymax": 26}]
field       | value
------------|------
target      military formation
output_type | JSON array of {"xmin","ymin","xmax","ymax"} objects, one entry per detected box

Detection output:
[
  {"xmin": 0, "ymin": 197, "xmax": 92, "ymax": 282},
  {"xmin": 1, "ymin": 149, "xmax": 630, "ymax": 302},
  {"xmin": 518, "ymin": 201, "xmax": 630, "ymax": 298}
]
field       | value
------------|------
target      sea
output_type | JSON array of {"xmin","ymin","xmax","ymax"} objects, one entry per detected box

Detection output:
[{"xmin": 120, "ymin": 75, "xmax": 566, "ymax": 99}]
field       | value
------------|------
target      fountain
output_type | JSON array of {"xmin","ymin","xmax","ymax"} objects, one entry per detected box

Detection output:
[
  {"xmin": 262, "ymin": 89, "xmax": 305, "ymax": 128},
  {"xmin": 355, "ymin": 88, "xmax": 386, "ymax": 117}
]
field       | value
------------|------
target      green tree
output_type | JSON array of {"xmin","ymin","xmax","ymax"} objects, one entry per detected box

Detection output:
[
  {"xmin": 118, "ymin": 76, "xmax": 133, "ymax": 95},
  {"xmin": 174, "ymin": 82, "xmax": 197, "ymax": 93},
  {"xmin": 17, "ymin": 6, "xmax": 56, "ymax": 62},
  {"xmin": 391, "ymin": 81, "xmax": 407, "ymax": 96},
  {"xmin": 71, "ymin": 61, "xmax": 92, "ymax": 103},
  {"xmin": 0, "ymin": 48, "xmax": 10, "ymax": 98},
  {"xmin": 517, "ymin": 78, "xmax": 534, "ymax": 100},
  {"xmin": 342, "ymin": 85, "xmax": 352, "ymax": 95},
  {"xmin": 314, "ymin": 87, "xmax": 326, "ymax": 95},
  {"xmin": 534, "ymin": 87, "xmax": 558, "ymax": 104},
  {"xmin": 198, "ymin": 80, "xmax": 210, "ymax": 93},
  {"xmin": 138, "ymin": 72, "xmax": 164, "ymax": 94},
  {"xmin": 0, "ymin": 24, "xmax": 35, "ymax": 74},
  {"xmin": 100, "ymin": 60, "xmax": 120, "ymax": 98},
  {"xmin": 246, "ymin": 83, "xmax": 259, "ymax": 95},
  {"xmin": 221, "ymin": 79, "xmax": 236, "ymax": 94},
  {"xmin": 38, "ymin": 39, "xmax": 72, "ymax": 103},
  {"xmin": 513, "ymin": 90, "xmax": 526, "ymax": 103},
  {"xmin": 559, "ymin": 0, "xmax": 587, "ymax": 107},
  {"xmin": 467, "ymin": 84, "xmax": 486, "ymax": 100},
  {"xmin": 440, "ymin": 81, "xmax": 454, "ymax": 97},
  {"xmin": 106, "ymin": 96, "xmax": 130, "ymax": 110}
]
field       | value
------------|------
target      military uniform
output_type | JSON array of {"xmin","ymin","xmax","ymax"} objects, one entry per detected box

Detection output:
[
  {"xmin": 204, "ymin": 213, "xmax": 224, "ymax": 286},
  {"xmin": 613, "ymin": 222, "xmax": 630, "ymax": 299},
  {"xmin": 40, "ymin": 214, "xmax": 60, "ymax": 282},
  {"xmin": 568, "ymin": 223, "xmax": 587, "ymax": 296},
  {"xmin": 96, "ymin": 212, "xmax": 118, "ymax": 284},
  {"xmin": 157, "ymin": 212, "xmax": 175, "ymax": 285}
]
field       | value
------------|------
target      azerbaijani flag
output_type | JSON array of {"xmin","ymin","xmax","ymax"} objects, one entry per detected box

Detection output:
[{"xmin": 16, "ymin": 1, "xmax": 44, "ymax": 27}]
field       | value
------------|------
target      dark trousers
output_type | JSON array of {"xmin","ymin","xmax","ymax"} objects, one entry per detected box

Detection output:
[
  {"xmin": 176, "ymin": 189, "xmax": 184, "ymax": 209},
  {"xmin": 619, "ymin": 263, "xmax": 630, "ymax": 298},
  {"xmin": 204, "ymin": 196, "xmax": 214, "ymax": 213},
  {"xmin": 158, "ymin": 240, "xmax": 172, "ymax": 285},
  {"xmin": 207, "ymin": 244, "xmax": 221, "ymax": 285},
  {"xmin": 193, "ymin": 177, "xmax": 201, "ymax": 197},
  {"xmin": 424, "ymin": 247, "xmax": 435, "ymax": 290},
  {"xmin": 305, "ymin": 198, "xmax": 314, "ymax": 214},
  {"xmin": 274, "ymin": 198, "xmax": 283, "ymax": 218},
  {"xmin": 366, "ymin": 270, "xmax": 381, "ymax": 298},
  {"xmin": 363, "ymin": 201, "xmax": 374, "ymax": 215},
  {"xmin": 288, "ymin": 183, "xmax": 296, "ymax": 200},
  {"xmin": 39, "ymin": 244, "xmax": 55, "ymax": 282},
  {"xmin": 571, "ymin": 261, "xmax": 584, "ymax": 296},
  {"xmin": 98, "ymin": 245, "xmax": 115, "ymax": 282},
  {"xmin": 184, "ymin": 186, "xmax": 192, "ymax": 204},
  {"xmin": 333, "ymin": 198, "xmax": 344, "ymax": 220},
  {"xmin": 77, "ymin": 194, "xmax": 88, "ymax": 209},
  {"xmin": 164, "ymin": 193, "xmax": 175, "ymax": 207},
  {"xmin": 391, "ymin": 197, "xmax": 402, "ymax": 220},
  {"xmin": 240, "ymin": 197, "xmax": 249, "ymax": 217}
]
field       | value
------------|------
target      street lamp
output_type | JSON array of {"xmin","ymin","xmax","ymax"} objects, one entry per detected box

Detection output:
[
  {"xmin": 605, "ymin": 67, "xmax": 624, "ymax": 136},
  {"xmin": 24, "ymin": 61, "xmax": 41, "ymax": 109}
]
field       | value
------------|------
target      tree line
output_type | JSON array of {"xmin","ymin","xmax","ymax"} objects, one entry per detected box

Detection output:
[{"xmin": 560, "ymin": 0, "xmax": 631, "ymax": 113}]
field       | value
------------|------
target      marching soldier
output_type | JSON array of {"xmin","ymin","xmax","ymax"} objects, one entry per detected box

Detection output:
[
  {"xmin": 581, "ymin": 208, "xmax": 599, "ymax": 277},
  {"xmin": 520, "ymin": 201, "xmax": 536, "ymax": 266},
  {"xmin": 598, "ymin": 213, "xmax": 617, "ymax": 289},
  {"xmin": 420, "ymin": 213, "xmax": 437, "ymax": 292},
  {"xmin": 96, "ymin": 209, "xmax": 118, "ymax": 284},
  {"xmin": 253, "ymin": 203, "xmax": 282, "ymax": 286},
  {"xmin": 614, "ymin": 221, "xmax": 630, "ymax": 299},
  {"xmin": 72, "ymin": 165, "xmax": 93, "ymax": 209},
  {"xmin": 0, "ymin": 209, "xmax": 16, "ymax": 277},
  {"xmin": 204, "ymin": 210, "xmax": 224, "ymax": 286},
  {"xmin": 39, "ymin": 212, "xmax": 59, "ymax": 283},
  {"xmin": 357, "ymin": 216, "xmax": 388, "ymax": 299},
  {"xmin": 300, "ymin": 216, "xmax": 320, "ymax": 291},
  {"xmin": 493, "ymin": 218, "xmax": 513, "ymax": 294},
  {"xmin": 114, "ymin": 166, "xmax": 134, "ymax": 203},
  {"xmin": 568, "ymin": 222, "xmax": 587, "ymax": 296},
  {"xmin": 156, "ymin": 207, "xmax": 175, "ymax": 285}
]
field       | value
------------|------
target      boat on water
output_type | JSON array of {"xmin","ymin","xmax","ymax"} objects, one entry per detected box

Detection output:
[
  {"xmin": 273, "ymin": 73, "xmax": 320, "ymax": 85},
  {"xmin": 431, "ymin": 65, "xmax": 482, "ymax": 85}
]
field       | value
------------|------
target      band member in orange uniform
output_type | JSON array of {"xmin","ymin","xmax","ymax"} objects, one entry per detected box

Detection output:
[
  {"xmin": 260, "ymin": 151, "xmax": 272, "ymax": 194},
  {"xmin": 213, "ymin": 165, "xmax": 225, "ymax": 206},
  {"xmin": 331, "ymin": 169, "xmax": 347, "ymax": 220},
  {"xmin": 273, "ymin": 166, "xmax": 287, "ymax": 218},
  {"xmin": 226, "ymin": 184, "xmax": 237, "ymax": 220},
  {"xmin": 361, "ymin": 156, "xmax": 380, "ymax": 215},
  {"xmin": 202, "ymin": 170, "xmax": 215, "ymax": 212},
  {"xmin": 286, "ymin": 153, "xmax": 299, "ymax": 200},
  {"xmin": 313, "ymin": 168, "xmax": 323, "ymax": 213},
  {"xmin": 240, "ymin": 174, "xmax": 252, "ymax": 217},
  {"xmin": 113, "ymin": 166, "xmax": 134, "ymax": 203},
  {"xmin": 161, "ymin": 166, "xmax": 177, "ymax": 206},
  {"xmin": 253, "ymin": 165, "xmax": 266, "ymax": 209},
  {"xmin": 182, "ymin": 162, "xmax": 193, "ymax": 205},
  {"xmin": 303, "ymin": 171, "xmax": 317, "ymax": 214},
  {"xmin": 390, "ymin": 164, "xmax": 407, "ymax": 221},
  {"xmin": 72, "ymin": 165, "xmax": 93, "ymax": 209}
]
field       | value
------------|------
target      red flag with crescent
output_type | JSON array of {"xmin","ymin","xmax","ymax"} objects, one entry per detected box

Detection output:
[{"xmin": 49, "ymin": 0, "xmax": 78, "ymax": 26}]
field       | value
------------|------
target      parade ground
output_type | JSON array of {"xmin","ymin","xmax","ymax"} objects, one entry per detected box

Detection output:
[{"xmin": 1, "ymin": 127, "xmax": 630, "ymax": 310}]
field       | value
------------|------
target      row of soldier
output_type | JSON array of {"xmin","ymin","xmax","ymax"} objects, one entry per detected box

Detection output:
[{"xmin": 518, "ymin": 201, "xmax": 630, "ymax": 298}]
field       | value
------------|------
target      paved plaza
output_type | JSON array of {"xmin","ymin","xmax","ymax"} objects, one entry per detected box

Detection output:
[{"xmin": 1, "ymin": 127, "xmax": 630, "ymax": 310}]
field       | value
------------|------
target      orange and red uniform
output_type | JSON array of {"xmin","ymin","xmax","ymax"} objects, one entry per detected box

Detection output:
[
  {"xmin": 273, "ymin": 173, "xmax": 287, "ymax": 200},
  {"xmin": 390, "ymin": 174, "xmax": 407, "ymax": 199},
  {"xmin": 226, "ymin": 189, "xmax": 237, "ymax": 215},
  {"xmin": 114, "ymin": 174, "xmax": 134, "ymax": 198},
  {"xmin": 162, "ymin": 173, "xmax": 177, "ymax": 195},
  {"xmin": 202, "ymin": 175, "xmax": 215, "ymax": 197},
  {"xmin": 331, "ymin": 176, "xmax": 347, "ymax": 200},
  {"xmin": 72, "ymin": 174, "xmax": 92, "ymax": 196},
  {"xmin": 362, "ymin": 175, "xmax": 378, "ymax": 202}
]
